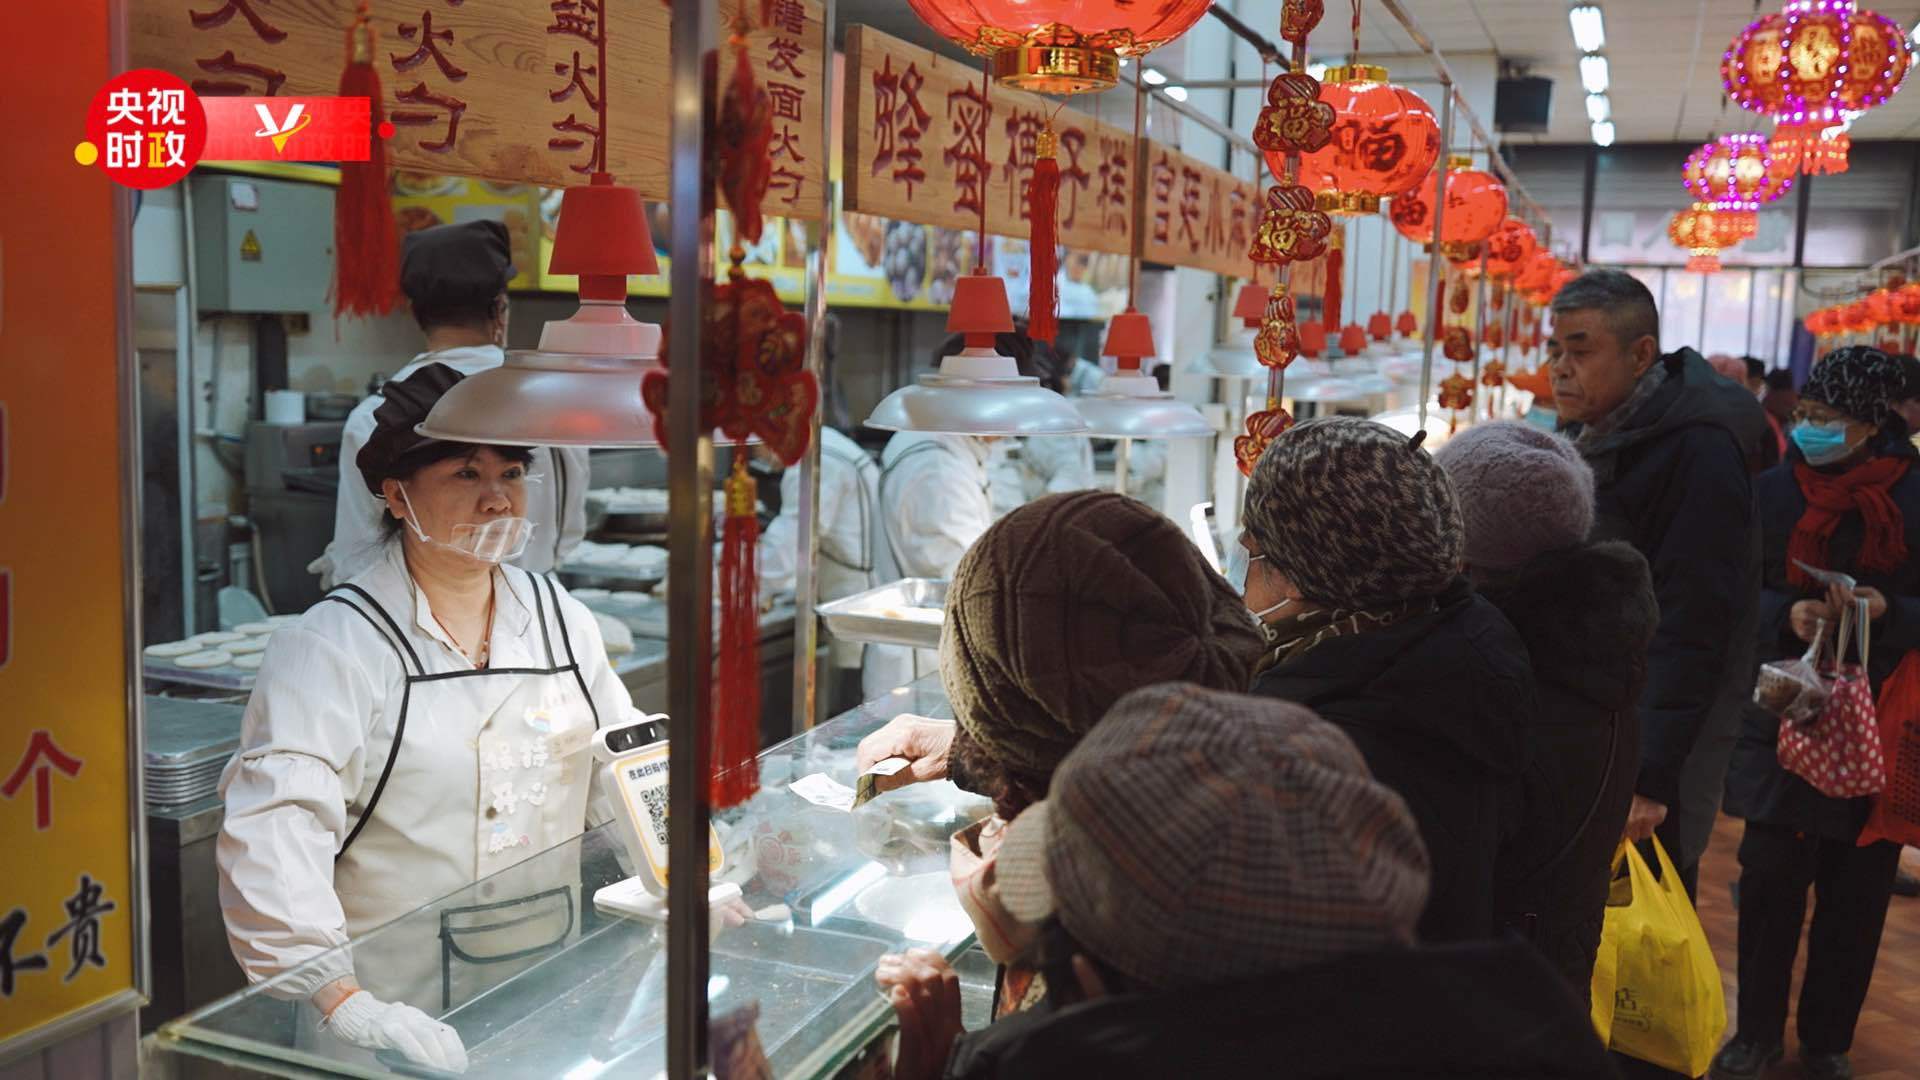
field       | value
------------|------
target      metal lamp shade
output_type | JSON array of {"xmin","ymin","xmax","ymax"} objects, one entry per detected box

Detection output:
[
  {"xmin": 865, "ymin": 346, "xmax": 1088, "ymax": 435},
  {"xmin": 417, "ymin": 349, "xmax": 661, "ymax": 447},
  {"xmin": 1205, "ymin": 340, "xmax": 1267, "ymax": 379},
  {"xmin": 1074, "ymin": 372, "xmax": 1213, "ymax": 439}
]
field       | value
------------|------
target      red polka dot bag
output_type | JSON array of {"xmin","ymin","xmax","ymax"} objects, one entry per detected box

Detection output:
[{"xmin": 1779, "ymin": 597, "xmax": 1888, "ymax": 800}]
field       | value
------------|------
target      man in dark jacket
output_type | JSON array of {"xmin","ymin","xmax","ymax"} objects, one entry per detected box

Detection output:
[
  {"xmin": 1436, "ymin": 421, "xmax": 1661, "ymax": 992},
  {"xmin": 1549, "ymin": 270, "xmax": 1766, "ymax": 898},
  {"xmin": 1239, "ymin": 417, "xmax": 1534, "ymax": 942},
  {"xmin": 875, "ymin": 684, "xmax": 1617, "ymax": 1080}
]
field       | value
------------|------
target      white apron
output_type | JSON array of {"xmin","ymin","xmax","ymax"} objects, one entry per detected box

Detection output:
[{"xmin": 320, "ymin": 571, "xmax": 599, "ymax": 1014}]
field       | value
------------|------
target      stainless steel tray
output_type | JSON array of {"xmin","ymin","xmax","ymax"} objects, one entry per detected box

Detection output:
[{"xmin": 816, "ymin": 579, "xmax": 948, "ymax": 649}]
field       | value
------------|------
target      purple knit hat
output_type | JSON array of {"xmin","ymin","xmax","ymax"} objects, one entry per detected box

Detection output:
[{"xmin": 1432, "ymin": 420, "xmax": 1595, "ymax": 572}]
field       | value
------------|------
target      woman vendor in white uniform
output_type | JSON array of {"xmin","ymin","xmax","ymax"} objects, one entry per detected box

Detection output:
[{"xmin": 217, "ymin": 363, "xmax": 636, "ymax": 1074}]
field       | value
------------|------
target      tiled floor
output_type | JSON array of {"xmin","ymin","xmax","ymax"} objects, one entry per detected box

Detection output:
[{"xmin": 1695, "ymin": 816, "xmax": 1920, "ymax": 1079}]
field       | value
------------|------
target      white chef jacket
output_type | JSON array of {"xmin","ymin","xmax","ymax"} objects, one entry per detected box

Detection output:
[
  {"xmin": 1067, "ymin": 356, "xmax": 1107, "ymax": 398},
  {"xmin": 758, "ymin": 426, "xmax": 879, "ymax": 669},
  {"xmin": 312, "ymin": 345, "xmax": 591, "ymax": 589},
  {"xmin": 865, "ymin": 432, "xmax": 995, "ymax": 694},
  {"xmin": 1118, "ymin": 438, "xmax": 1170, "ymax": 515},
  {"xmin": 218, "ymin": 542, "xmax": 634, "ymax": 999},
  {"xmin": 988, "ymin": 435, "xmax": 1096, "ymax": 517}
]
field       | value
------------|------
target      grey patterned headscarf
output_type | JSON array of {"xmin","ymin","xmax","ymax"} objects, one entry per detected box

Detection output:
[
  {"xmin": 1804, "ymin": 346, "xmax": 1906, "ymax": 429},
  {"xmin": 1243, "ymin": 418, "xmax": 1465, "ymax": 611}
]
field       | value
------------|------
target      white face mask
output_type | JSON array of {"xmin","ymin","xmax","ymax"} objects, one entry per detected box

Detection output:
[{"xmin": 397, "ymin": 485, "xmax": 536, "ymax": 564}]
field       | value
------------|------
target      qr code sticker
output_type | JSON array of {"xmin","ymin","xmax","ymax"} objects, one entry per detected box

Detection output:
[{"xmin": 639, "ymin": 782, "xmax": 670, "ymax": 850}]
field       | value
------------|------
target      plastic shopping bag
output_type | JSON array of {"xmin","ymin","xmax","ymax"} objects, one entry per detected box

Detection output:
[
  {"xmin": 1860, "ymin": 650, "xmax": 1920, "ymax": 848},
  {"xmin": 1595, "ymin": 838, "xmax": 1727, "ymax": 1076},
  {"xmin": 1779, "ymin": 597, "xmax": 1887, "ymax": 799}
]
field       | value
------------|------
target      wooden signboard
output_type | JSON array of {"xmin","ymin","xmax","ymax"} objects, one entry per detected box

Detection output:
[
  {"xmin": 841, "ymin": 24, "xmax": 1258, "ymax": 277},
  {"xmin": 130, "ymin": 0, "xmax": 828, "ymax": 218},
  {"xmin": 841, "ymin": 24, "xmax": 1138, "ymax": 259}
]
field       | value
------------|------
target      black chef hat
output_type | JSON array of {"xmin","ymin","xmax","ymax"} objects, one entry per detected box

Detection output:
[
  {"xmin": 400, "ymin": 220, "xmax": 515, "ymax": 324},
  {"xmin": 356, "ymin": 363, "xmax": 465, "ymax": 495}
]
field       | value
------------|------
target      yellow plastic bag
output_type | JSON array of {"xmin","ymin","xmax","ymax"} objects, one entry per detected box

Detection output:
[{"xmin": 1595, "ymin": 838, "xmax": 1727, "ymax": 1076}]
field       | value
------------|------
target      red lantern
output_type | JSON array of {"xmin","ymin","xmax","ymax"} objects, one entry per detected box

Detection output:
[
  {"xmin": 1683, "ymin": 133, "xmax": 1792, "ymax": 211},
  {"xmin": 1722, "ymin": 1, "xmax": 1912, "ymax": 176},
  {"xmin": 1390, "ymin": 155, "xmax": 1508, "ymax": 252},
  {"xmin": 1865, "ymin": 287, "xmax": 1899, "ymax": 325},
  {"xmin": 1288, "ymin": 65, "xmax": 1440, "ymax": 216},
  {"xmin": 1669, "ymin": 203, "xmax": 1751, "ymax": 270},
  {"xmin": 904, "ymin": 0, "xmax": 1212, "ymax": 93},
  {"xmin": 1483, "ymin": 218, "xmax": 1538, "ymax": 281},
  {"xmin": 1897, "ymin": 283, "xmax": 1920, "ymax": 324},
  {"xmin": 1770, "ymin": 126, "xmax": 1852, "ymax": 177}
]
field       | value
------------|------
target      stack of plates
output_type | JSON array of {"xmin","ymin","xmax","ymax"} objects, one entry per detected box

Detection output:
[{"xmin": 144, "ymin": 695, "xmax": 245, "ymax": 809}]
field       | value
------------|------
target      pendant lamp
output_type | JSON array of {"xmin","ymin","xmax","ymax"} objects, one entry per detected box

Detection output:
[
  {"xmin": 419, "ymin": 173, "xmax": 667, "ymax": 447},
  {"xmin": 1074, "ymin": 310, "xmax": 1213, "ymax": 438},
  {"xmin": 1201, "ymin": 282, "xmax": 1272, "ymax": 379},
  {"xmin": 865, "ymin": 272, "xmax": 1089, "ymax": 435}
]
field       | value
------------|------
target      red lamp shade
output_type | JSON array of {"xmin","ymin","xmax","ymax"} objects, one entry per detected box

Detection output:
[
  {"xmin": 1232, "ymin": 281, "xmax": 1269, "ymax": 327},
  {"xmin": 1367, "ymin": 311, "xmax": 1392, "ymax": 341},
  {"xmin": 1395, "ymin": 310, "xmax": 1418, "ymax": 336},
  {"xmin": 547, "ymin": 173, "xmax": 660, "ymax": 301},
  {"xmin": 1483, "ymin": 218, "xmax": 1539, "ymax": 281},
  {"xmin": 1103, "ymin": 308, "xmax": 1157, "ymax": 371},
  {"xmin": 904, "ymin": 0, "xmax": 1211, "ymax": 93},
  {"xmin": 1288, "ymin": 65, "xmax": 1440, "ymax": 216},
  {"xmin": 1683, "ymin": 133, "xmax": 1791, "ymax": 211},
  {"xmin": 1390, "ymin": 156, "xmax": 1508, "ymax": 249},
  {"xmin": 1722, "ymin": 1, "xmax": 1911, "ymax": 128},
  {"xmin": 1339, "ymin": 322, "xmax": 1369, "ymax": 354},
  {"xmin": 1297, "ymin": 320, "xmax": 1327, "ymax": 358},
  {"xmin": 949, "ymin": 271, "xmax": 1016, "ymax": 347}
]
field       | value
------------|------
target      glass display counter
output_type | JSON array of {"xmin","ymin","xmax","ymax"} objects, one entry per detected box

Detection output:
[{"xmin": 144, "ymin": 677, "xmax": 991, "ymax": 1079}]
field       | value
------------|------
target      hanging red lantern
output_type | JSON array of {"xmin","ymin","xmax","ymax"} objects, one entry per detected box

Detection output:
[
  {"xmin": 1290, "ymin": 65, "xmax": 1441, "ymax": 216},
  {"xmin": 1897, "ymin": 282, "xmax": 1920, "ymax": 324},
  {"xmin": 1865, "ymin": 286, "xmax": 1899, "ymax": 325},
  {"xmin": 1483, "ymin": 218, "xmax": 1538, "ymax": 280},
  {"xmin": 1669, "ymin": 203, "xmax": 1750, "ymax": 271},
  {"xmin": 905, "ymin": 0, "xmax": 1212, "ymax": 93},
  {"xmin": 1683, "ymin": 133, "xmax": 1792, "ymax": 211},
  {"xmin": 1514, "ymin": 252, "xmax": 1560, "ymax": 297},
  {"xmin": 1390, "ymin": 155, "xmax": 1509, "ymax": 254},
  {"xmin": 1770, "ymin": 127, "xmax": 1852, "ymax": 178},
  {"xmin": 1722, "ymin": 0, "xmax": 1912, "ymax": 177}
]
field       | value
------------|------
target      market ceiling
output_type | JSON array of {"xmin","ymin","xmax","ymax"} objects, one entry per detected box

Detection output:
[{"xmin": 837, "ymin": 0, "xmax": 1920, "ymax": 144}]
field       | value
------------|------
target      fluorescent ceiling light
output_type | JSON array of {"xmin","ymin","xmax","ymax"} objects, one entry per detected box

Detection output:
[
  {"xmin": 1163, "ymin": 85, "xmax": 1189, "ymax": 102},
  {"xmin": 1591, "ymin": 120, "xmax": 1616, "ymax": 147},
  {"xmin": 1585, "ymin": 93, "xmax": 1610, "ymax": 123},
  {"xmin": 1569, "ymin": 5, "xmax": 1606, "ymax": 53},
  {"xmin": 1580, "ymin": 55, "xmax": 1610, "ymax": 95},
  {"xmin": 1142, "ymin": 67, "xmax": 1168, "ymax": 86}
]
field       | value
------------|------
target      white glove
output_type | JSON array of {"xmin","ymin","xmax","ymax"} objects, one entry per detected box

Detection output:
[{"xmin": 324, "ymin": 991, "xmax": 470, "ymax": 1074}]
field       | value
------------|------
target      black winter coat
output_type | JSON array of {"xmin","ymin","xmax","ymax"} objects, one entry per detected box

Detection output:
[
  {"xmin": 1566, "ymin": 348, "xmax": 1766, "ymax": 808},
  {"xmin": 942, "ymin": 939, "xmax": 1620, "ymax": 1080},
  {"xmin": 1251, "ymin": 578, "xmax": 1534, "ymax": 942},
  {"xmin": 1480, "ymin": 542, "xmax": 1658, "ymax": 993},
  {"xmin": 1724, "ymin": 437, "xmax": 1920, "ymax": 841}
]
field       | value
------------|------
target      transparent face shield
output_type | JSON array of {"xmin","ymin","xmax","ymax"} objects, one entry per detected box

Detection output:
[{"xmin": 397, "ymin": 484, "xmax": 538, "ymax": 564}]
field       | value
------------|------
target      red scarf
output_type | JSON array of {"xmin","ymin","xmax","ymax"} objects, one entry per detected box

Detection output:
[{"xmin": 1788, "ymin": 456, "xmax": 1911, "ymax": 588}]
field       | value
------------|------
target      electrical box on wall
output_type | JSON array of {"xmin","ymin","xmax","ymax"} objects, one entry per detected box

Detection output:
[{"xmin": 191, "ymin": 175, "xmax": 335, "ymax": 314}]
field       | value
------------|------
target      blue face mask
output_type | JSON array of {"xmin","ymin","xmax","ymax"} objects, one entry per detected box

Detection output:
[
  {"xmin": 1224, "ymin": 539, "xmax": 1257, "ymax": 593},
  {"xmin": 1792, "ymin": 419, "xmax": 1858, "ymax": 466},
  {"xmin": 1523, "ymin": 405, "xmax": 1559, "ymax": 433}
]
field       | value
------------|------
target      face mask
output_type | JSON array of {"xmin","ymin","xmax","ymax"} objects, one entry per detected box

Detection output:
[
  {"xmin": 397, "ymin": 485, "xmax": 537, "ymax": 563},
  {"xmin": 1523, "ymin": 405, "xmax": 1559, "ymax": 433},
  {"xmin": 1224, "ymin": 540, "xmax": 1262, "ymax": 594},
  {"xmin": 1791, "ymin": 420, "xmax": 1858, "ymax": 466}
]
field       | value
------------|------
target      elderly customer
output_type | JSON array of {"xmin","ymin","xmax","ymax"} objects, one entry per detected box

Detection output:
[
  {"xmin": 1714, "ymin": 347, "xmax": 1920, "ymax": 1080},
  {"xmin": 1435, "ymin": 421, "xmax": 1658, "ymax": 993},
  {"xmin": 1548, "ymin": 269, "xmax": 1765, "ymax": 897},
  {"xmin": 857, "ymin": 491, "xmax": 1261, "ymax": 1015},
  {"xmin": 1239, "ymin": 417, "xmax": 1534, "ymax": 942},
  {"xmin": 874, "ymin": 684, "xmax": 1616, "ymax": 1080}
]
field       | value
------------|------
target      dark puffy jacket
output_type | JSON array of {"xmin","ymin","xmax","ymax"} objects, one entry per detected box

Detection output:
[
  {"xmin": 1724, "ymin": 436, "xmax": 1920, "ymax": 841},
  {"xmin": 1251, "ymin": 578, "xmax": 1534, "ymax": 942},
  {"xmin": 1567, "ymin": 348, "xmax": 1766, "ymax": 808},
  {"xmin": 943, "ymin": 939, "xmax": 1620, "ymax": 1080},
  {"xmin": 1480, "ymin": 542, "xmax": 1658, "ymax": 992}
]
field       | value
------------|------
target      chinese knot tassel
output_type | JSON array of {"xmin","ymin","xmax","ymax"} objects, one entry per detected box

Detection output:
[
  {"xmin": 333, "ymin": 3, "xmax": 400, "ymax": 319},
  {"xmin": 1026, "ymin": 127, "xmax": 1061, "ymax": 344},
  {"xmin": 713, "ymin": 457, "xmax": 762, "ymax": 808},
  {"xmin": 1321, "ymin": 237, "xmax": 1343, "ymax": 336}
]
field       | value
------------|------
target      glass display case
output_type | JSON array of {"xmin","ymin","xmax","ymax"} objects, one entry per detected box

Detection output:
[{"xmin": 144, "ymin": 678, "xmax": 992, "ymax": 1078}]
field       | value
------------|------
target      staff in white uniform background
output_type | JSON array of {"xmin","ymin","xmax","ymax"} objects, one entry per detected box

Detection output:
[
  {"xmin": 964, "ymin": 333, "xmax": 1096, "ymax": 518},
  {"xmin": 219, "ymin": 364, "xmax": 637, "ymax": 1073},
  {"xmin": 756, "ymin": 425, "xmax": 880, "ymax": 715},
  {"xmin": 312, "ymin": 220, "xmax": 589, "ymax": 590}
]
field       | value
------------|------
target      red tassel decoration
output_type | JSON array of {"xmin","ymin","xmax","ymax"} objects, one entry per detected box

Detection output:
[
  {"xmin": 713, "ymin": 457, "xmax": 762, "ymax": 807},
  {"xmin": 1321, "ymin": 236, "xmax": 1343, "ymax": 336},
  {"xmin": 1026, "ymin": 126, "xmax": 1061, "ymax": 344},
  {"xmin": 333, "ymin": 3, "xmax": 400, "ymax": 319}
]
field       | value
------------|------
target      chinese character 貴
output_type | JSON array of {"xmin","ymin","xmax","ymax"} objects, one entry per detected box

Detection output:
[{"xmin": 45, "ymin": 874, "xmax": 116, "ymax": 982}]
